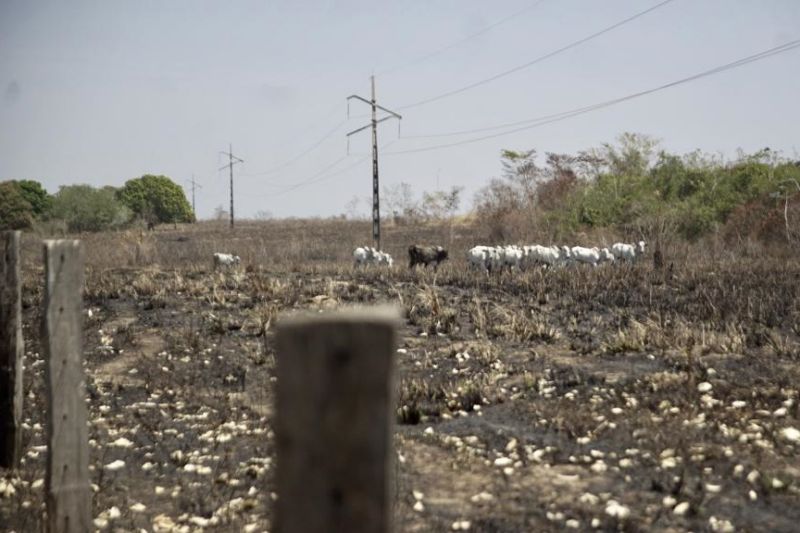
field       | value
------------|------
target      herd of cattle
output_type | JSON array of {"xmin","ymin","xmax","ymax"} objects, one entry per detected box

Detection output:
[
  {"xmin": 212, "ymin": 242, "xmax": 646, "ymax": 271},
  {"xmin": 352, "ymin": 241, "xmax": 647, "ymax": 271}
]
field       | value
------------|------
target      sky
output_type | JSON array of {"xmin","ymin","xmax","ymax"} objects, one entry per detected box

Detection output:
[{"xmin": 1, "ymin": 0, "xmax": 799, "ymax": 219}]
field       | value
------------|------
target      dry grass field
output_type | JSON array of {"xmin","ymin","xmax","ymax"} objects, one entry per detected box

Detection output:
[{"xmin": 2, "ymin": 219, "xmax": 800, "ymax": 532}]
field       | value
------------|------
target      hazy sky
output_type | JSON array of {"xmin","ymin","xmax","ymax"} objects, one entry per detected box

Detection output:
[{"xmin": 1, "ymin": 0, "xmax": 799, "ymax": 219}]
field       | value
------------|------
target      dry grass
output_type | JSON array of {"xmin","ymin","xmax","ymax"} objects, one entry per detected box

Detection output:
[{"xmin": 3, "ymin": 219, "xmax": 800, "ymax": 532}]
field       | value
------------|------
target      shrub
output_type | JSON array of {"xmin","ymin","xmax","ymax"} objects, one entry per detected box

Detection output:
[
  {"xmin": 50, "ymin": 184, "xmax": 131, "ymax": 232},
  {"xmin": 0, "ymin": 181, "xmax": 34, "ymax": 230}
]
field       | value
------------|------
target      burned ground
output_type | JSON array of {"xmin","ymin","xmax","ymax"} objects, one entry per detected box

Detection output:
[{"xmin": 1, "ymin": 221, "xmax": 800, "ymax": 532}]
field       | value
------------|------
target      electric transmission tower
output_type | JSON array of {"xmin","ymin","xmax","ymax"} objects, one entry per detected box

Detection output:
[
  {"xmin": 185, "ymin": 174, "xmax": 202, "ymax": 221},
  {"xmin": 219, "ymin": 144, "xmax": 244, "ymax": 229},
  {"xmin": 346, "ymin": 76, "xmax": 401, "ymax": 250}
]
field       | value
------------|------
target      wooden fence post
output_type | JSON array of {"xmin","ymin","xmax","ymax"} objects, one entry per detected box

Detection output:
[
  {"xmin": 275, "ymin": 307, "xmax": 399, "ymax": 533},
  {"xmin": 0, "ymin": 231, "xmax": 24, "ymax": 469},
  {"xmin": 42, "ymin": 240, "xmax": 91, "ymax": 533}
]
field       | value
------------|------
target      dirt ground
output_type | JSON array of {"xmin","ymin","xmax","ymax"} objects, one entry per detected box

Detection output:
[{"xmin": 2, "ymin": 221, "xmax": 800, "ymax": 532}]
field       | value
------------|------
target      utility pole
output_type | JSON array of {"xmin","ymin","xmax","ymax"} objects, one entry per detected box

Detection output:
[
  {"xmin": 347, "ymin": 76, "xmax": 401, "ymax": 250},
  {"xmin": 185, "ymin": 175, "xmax": 202, "ymax": 222},
  {"xmin": 219, "ymin": 145, "xmax": 244, "ymax": 229}
]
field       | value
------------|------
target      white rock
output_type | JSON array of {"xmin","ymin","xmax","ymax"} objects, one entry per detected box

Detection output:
[
  {"xmin": 709, "ymin": 516, "xmax": 735, "ymax": 533},
  {"xmin": 673, "ymin": 502, "xmax": 690, "ymax": 516},
  {"xmin": 731, "ymin": 400, "xmax": 746, "ymax": 408},
  {"xmin": 103, "ymin": 460, "xmax": 125, "ymax": 472},
  {"xmin": 579, "ymin": 493, "xmax": 599, "ymax": 505},
  {"xmin": 189, "ymin": 516, "xmax": 209, "ymax": 527},
  {"xmin": 110, "ymin": 437, "xmax": 133, "ymax": 448},
  {"xmin": 661, "ymin": 457, "xmax": 678, "ymax": 469},
  {"xmin": 494, "ymin": 457, "xmax": 513, "ymax": 467},
  {"xmin": 697, "ymin": 382, "xmax": 713, "ymax": 393},
  {"xmin": 413, "ymin": 500, "xmax": 425, "ymax": 512},
  {"xmin": 451, "ymin": 520, "xmax": 471, "ymax": 530},
  {"xmin": 590, "ymin": 460, "xmax": 607, "ymax": 473},
  {"xmin": 706, "ymin": 483, "xmax": 722, "ymax": 493},
  {"xmin": 470, "ymin": 491, "xmax": 494, "ymax": 503},
  {"xmin": 605, "ymin": 500, "xmax": 630, "ymax": 519},
  {"xmin": 423, "ymin": 427, "xmax": 435, "ymax": 436},
  {"xmin": 780, "ymin": 427, "xmax": 800, "ymax": 442},
  {"xmin": 662, "ymin": 496, "xmax": 677, "ymax": 507},
  {"xmin": 130, "ymin": 503, "xmax": 147, "ymax": 512},
  {"xmin": 747, "ymin": 470, "xmax": 760, "ymax": 484},
  {"xmin": 566, "ymin": 519, "xmax": 580, "ymax": 529},
  {"xmin": 412, "ymin": 490, "xmax": 424, "ymax": 501},
  {"xmin": 0, "ymin": 479, "xmax": 16, "ymax": 498},
  {"xmin": 216, "ymin": 433, "xmax": 233, "ymax": 443}
]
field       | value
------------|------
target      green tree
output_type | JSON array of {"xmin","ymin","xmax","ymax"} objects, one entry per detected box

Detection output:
[
  {"xmin": 0, "ymin": 182, "xmax": 35, "ymax": 229},
  {"xmin": 14, "ymin": 180, "xmax": 52, "ymax": 217},
  {"xmin": 117, "ymin": 174, "xmax": 194, "ymax": 225},
  {"xmin": 50, "ymin": 185, "xmax": 131, "ymax": 232}
]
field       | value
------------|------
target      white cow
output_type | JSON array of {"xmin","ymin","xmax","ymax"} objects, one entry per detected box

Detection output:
[
  {"xmin": 525, "ymin": 245, "xmax": 563, "ymax": 268},
  {"xmin": 353, "ymin": 247, "xmax": 393, "ymax": 267},
  {"xmin": 467, "ymin": 246, "xmax": 491, "ymax": 272},
  {"xmin": 611, "ymin": 241, "xmax": 646, "ymax": 262},
  {"xmin": 213, "ymin": 253, "xmax": 240, "ymax": 269},
  {"xmin": 571, "ymin": 246, "xmax": 602, "ymax": 266},
  {"xmin": 501, "ymin": 245, "xmax": 524, "ymax": 270},
  {"xmin": 599, "ymin": 248, "xmax": 615, "ymax": 263},
  {"xmin": 373, "ymin": 250, "xmax": 394, "ymax": 267},
  {"xmin": 353, "ymin": 247, "xmax": 375, "ymax": 267}
]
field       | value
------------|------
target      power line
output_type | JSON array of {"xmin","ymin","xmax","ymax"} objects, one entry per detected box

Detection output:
[
  {"xmin": 271, "ymin": 154, "xmax": 352, "ymax": 195},
  {"xmin": 396, "ymin": 0, "xmax": 677, "ymax": 111},
  {"xmin": 376, "ymin": 0, "xmax": 549, "ymax": 77},
  {"xmin": 271, "ymin": 139, "xmax": 399, "ymax": 198},
  {"xmin": 383, "ymin": 39, "xmax": 800, "ymax": 155},
  {"xmin": 241, "ymin": 117, "xmax": 349, "ymax": 177},
  {"xmin": 273, "ymin": 155, "xmax": 370, "ymax": 197}
]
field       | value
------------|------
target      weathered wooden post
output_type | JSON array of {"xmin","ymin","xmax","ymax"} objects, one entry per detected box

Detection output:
[
  {"xmin": 42, "ymin": 240, "xmax": 91, "ymax": 533},
  {"xmin": 0, "ymin": 231, "xmax": 24, "ymax": 469},
  {"xmin": 275, "ymin": 307, "xmax": 399, "ymax": 533}
]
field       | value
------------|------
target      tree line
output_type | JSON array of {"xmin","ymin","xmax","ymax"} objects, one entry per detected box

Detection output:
[
  {"xmin": 475, "ymin": 133, "xmax": 800, "ymax": 244},
  {"xmin": 0, "ymin": 175, "xmax": 194, "ymax": 232}
]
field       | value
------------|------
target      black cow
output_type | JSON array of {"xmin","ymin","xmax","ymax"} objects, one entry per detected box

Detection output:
[{"xmin": 408, "ymin": 245, "xmax": 448, "ymax": 269}]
